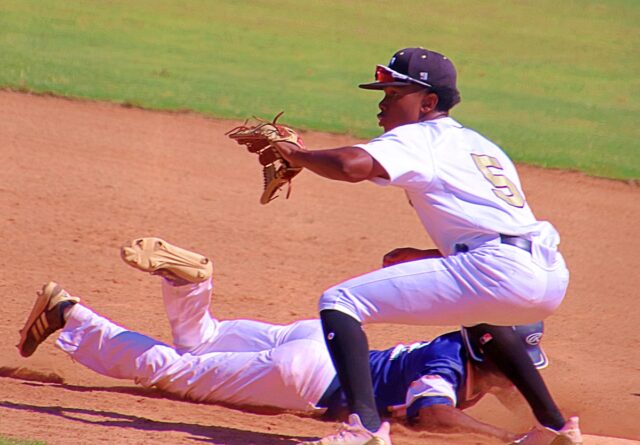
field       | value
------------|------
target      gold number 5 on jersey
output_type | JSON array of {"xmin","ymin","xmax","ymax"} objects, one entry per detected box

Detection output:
[{"xmin": 471, "ymin": 154, "xmax": 525, "ymax": 208}]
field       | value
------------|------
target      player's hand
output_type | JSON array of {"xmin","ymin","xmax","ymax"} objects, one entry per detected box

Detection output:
[
  {"xmin": 509, "ymin": 428, "xmax": 546, "ymax": 444},
  {"xmin": 272, "ymin": 141, "xmax": 306, "ymax": 168},
  {"xmin": 382, "ymin": 247, "xmax": 442, "ymax": 267}
]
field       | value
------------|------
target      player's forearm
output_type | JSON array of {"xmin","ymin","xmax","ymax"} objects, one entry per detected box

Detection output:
[
  {"xmin": 274, "ymin": 142, "xmax": 376, "ymax": 182},
  {"xmin": 416, "ymin": 405, "xmax": 516, "ymax": 443}
]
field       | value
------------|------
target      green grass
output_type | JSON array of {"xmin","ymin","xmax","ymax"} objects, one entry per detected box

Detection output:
[
  {"xmin": 0, "ymin": 0, "xmax": 638, "ymax": 179},
  {"xmin": 0, "ymin": 436, "xmax": 45, "ymax": 445}
]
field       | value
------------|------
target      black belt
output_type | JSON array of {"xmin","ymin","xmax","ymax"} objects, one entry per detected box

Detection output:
[
  {"xmin": 455, "ymin": 234, "xmax": 532, "ymax": 254},
  {"xmin": 499, "ymin": 234, "xmax": 532, "ymax": 253}
]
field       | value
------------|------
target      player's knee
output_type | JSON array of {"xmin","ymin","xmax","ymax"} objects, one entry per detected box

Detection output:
[
  {"xmin": 318, "ymin": 288, "xmax": 334, "ymax": 307},
  {"xmin": 318, "ymin": 287, "xmax": 351, "ymax": 310},
  {"xmin": 319, "ymin": 288, "xmax": 363, "ymax": 323}
]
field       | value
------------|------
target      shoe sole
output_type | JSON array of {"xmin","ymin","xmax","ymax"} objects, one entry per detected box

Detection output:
[
  {"xmin": 17, "ymin": 282, "xmax": 78, "ymax": 357},
  {"xmin": 121, "ymin": 237, "xmax": 212, "ymax": 283}
]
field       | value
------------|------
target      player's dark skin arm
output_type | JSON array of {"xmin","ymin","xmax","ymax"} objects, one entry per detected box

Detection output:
[
  {"xmin": 273, "ymin": 85, "xmax": 442, "ymax": 183},
  {"xmin": 415, "ymin": 405, "xmax": 518, "ymax": 443},
  {"xmin": 272, "ymin": 142, "xmax": 388, "ymax": 183}
]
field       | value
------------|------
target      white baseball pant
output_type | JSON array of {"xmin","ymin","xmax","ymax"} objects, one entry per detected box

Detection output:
[
  {"xmin": 56, "ymin": 279, "xmax": 336, "ymax": 411},
  {"xmin": 319, "ymin": 240, "xmax": 569, "ymax": 326}
]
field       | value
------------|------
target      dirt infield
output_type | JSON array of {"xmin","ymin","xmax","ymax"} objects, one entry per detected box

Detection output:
[{"xmin": 1, "ymin": 90, "xmax": 638, "ymax": 444}]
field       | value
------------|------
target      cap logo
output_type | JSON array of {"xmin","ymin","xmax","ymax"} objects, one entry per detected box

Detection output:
[
  {"xmin": 478, "ymin": 333, "xmax": 493, "ymax": 345},
  {"xmin": 525, "ymin": 332, "xmax": 543, "ymax": 345},
  {"xmin": 419, "ymin": 72, "xmax": 429, "ymax": 81}
]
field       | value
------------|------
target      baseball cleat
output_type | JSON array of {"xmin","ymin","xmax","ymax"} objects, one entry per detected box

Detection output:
[
  {"xmin": 301, "ymin": 414, "xmax": 391, "ymax": 445},
  {"xmin": 17, "ymin": 281, "xmax": 79, "ymax": 357},
  {"xmin": 120, "ymin": 237, "xmax": 213, "ymax": 284},
  {"xmin": 550, "ymin": 417, "xmax": 582, "ymax": 445}
]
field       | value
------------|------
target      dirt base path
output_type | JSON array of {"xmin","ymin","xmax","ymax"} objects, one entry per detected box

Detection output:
[{"xmin": 1, "ymin": 91, "xmax": 638, "ymax": 444}]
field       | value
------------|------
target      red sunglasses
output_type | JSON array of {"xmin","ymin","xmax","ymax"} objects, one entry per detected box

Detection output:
[{"xmin": 374, "ymin": 65, "xmax": 432, "ymax": 88}]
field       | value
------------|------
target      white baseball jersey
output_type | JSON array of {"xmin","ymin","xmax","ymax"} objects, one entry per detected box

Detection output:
[
  {"xmin": 319, "ymin": 117, "xmax": 569, "ymax": 326},
  {"xmin": 356, "ymin": 117, "xmax": 559, "ymax": 257}
]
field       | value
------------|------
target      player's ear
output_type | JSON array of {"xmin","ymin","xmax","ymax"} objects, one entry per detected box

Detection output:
[{"xmin": 420, "ymin": 91, "xmax": 439, "ymax": 114}]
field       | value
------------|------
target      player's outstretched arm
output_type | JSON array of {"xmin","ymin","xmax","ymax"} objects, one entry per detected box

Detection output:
[
  {"xmin": 273, "ymin": 142, "xmax": 388, "ymax": 183},
  {"xmin": 415, "ymin": 405, "xmax": 518, "ymax": 443}
]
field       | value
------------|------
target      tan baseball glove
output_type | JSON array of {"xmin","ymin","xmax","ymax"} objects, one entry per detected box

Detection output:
[{"xmin": 226, "ymin": 112, "xmax": 304, "ymax": 204}]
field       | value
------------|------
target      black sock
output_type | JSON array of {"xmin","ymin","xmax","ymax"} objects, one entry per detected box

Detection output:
[
  {"xmin": 56, "ymin": 300, "xmax": 76, "ymax": 328},
  {"xmin": 320, "ymin": 310, "xmax": 381, "ymax": 432},
  {"xmin": 465, "ymin": 324, "xmax": 565, "ymax": 430}
]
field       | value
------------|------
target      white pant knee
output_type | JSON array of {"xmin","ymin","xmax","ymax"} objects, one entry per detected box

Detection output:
[{"xmin": 318, "ymin": 287, "xmax": 362, "ymax": 322}]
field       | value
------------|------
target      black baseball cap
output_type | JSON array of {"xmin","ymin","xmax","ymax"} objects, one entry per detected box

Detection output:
[
  {"xmin": 461, "ymin": 321, "xmax": 549, "ymax": 369},
  {"xmin": 359, "ymin": 47, "xmax": 459, "ymax": 94}
]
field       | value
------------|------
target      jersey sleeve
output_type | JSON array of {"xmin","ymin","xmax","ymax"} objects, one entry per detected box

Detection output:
[
  {"xmin": 402, "ymin": 335, "xmax": 468, "ymax": 420},
  {"xmin": 404, "ymin": 374, "xmax": 457, "ymax": 419},
  {"xmin": 355, "ymin": 125, "xmax": 435, "ymax": 190}
]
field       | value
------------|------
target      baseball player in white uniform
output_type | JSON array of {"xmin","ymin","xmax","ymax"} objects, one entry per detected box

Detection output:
[
  {"xmin": 16, "ymin": 237, "xmax": 581, "ymax": 444},
  {"xmin": 18, "ymin": 238, "xmax": 335, "ymax": 411},
  {"xmin": 271, "ymin": 48, "xmax": 578, "ymax": 445}
]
